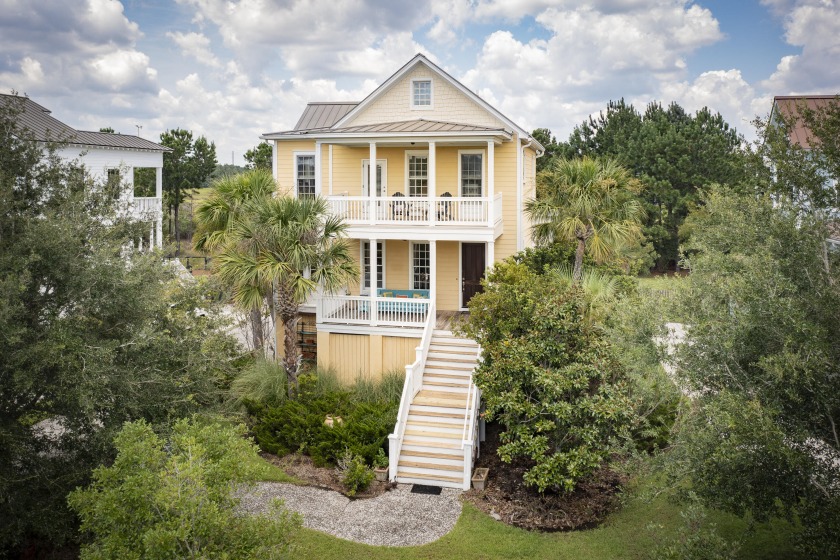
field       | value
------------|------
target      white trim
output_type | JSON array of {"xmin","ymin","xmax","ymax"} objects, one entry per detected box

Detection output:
[
  {"xmin": 292, "ymin": 150, "xmax": 316, "ymax": 198},
  {"xmin": 405, "ymin": 150, "xmax": 430, "ymax": 197},
  {"xmin": 360, "ymin": 240, "xmax": 386, "ymax": 295},
  {"xmin": 272, "ymin": 141, "xmax": 278, "ymax": 183},
  {"xmin": 410, "ymin": 241, "xmax": 431, "ymax": 290},
  {"xmin": 315, "ymin": 141, "xmax": 322, "ymax": 196},
  {"xmin": 361, "ymin": 159, "xmax": 388, "ymax": 197},
  {"xmin": 328, "ymin": 144, "xmax": 333, "ymax": 195},
  {"xmin": 263, "ymin": 131, "xmax": 512, "ymax": 143},
  {"xmin": 457, "ymin": 149, "xmax": 485, "ymax": 197},
  {"xmin": 315, "ymin": 323, "xmax": 424, "ymax": 337},
  {"xmin": 331, "ymin": 54, "xmax": 539, "ymax": 150},
  {"xmin": 516, "ymin": 135, "xmax": 523, "ymax": 251},
  {"xmin": 410, "ymin": 77, "xmax": 434, "ymax": 110}
]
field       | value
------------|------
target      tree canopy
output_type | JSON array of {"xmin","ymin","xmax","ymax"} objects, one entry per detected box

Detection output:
[
  {"xmin": 244, "ymin": 141, "xmax": 273, "ymax": 171},
  {"xmin": 0, "ymin": 96, "xmax": 240, "ymax": 555},
  {"xmin": 549, "ymin": 99, "xmax": 747, "ymax": 271}
]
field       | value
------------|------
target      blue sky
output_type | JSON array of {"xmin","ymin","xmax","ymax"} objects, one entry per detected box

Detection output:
[{"xmin": 2, "ymin": 0, "xmax": 839, "ymax": 165}]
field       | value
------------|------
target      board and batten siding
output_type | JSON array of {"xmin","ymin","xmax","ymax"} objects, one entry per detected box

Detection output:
[
  {"xmin": 317, "ymin": 332, "xmax": 417, "ymax": 383},
  {"xmin": 57, "ymin": 146, "xmax": 163, "ymax": 187}
]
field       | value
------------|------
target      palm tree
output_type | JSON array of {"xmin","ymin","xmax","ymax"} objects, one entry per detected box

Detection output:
[
  {"xmin": 526, "ymin": 157, "xmax": 645, "ymax": 282},
  {"xmin": 216, "ymin": 195, "xmax": 356, "ymax": 391},
  {"xmin": 194, "ymin": 169, "xmax": 277, "ymax": 350}
]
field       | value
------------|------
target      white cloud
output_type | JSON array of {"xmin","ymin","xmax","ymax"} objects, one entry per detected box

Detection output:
[
  {"xmin": 659, "ymin": 69, "xmax": 757, "ymax": 132},
  {"xmin": 167, "ymin": 31, "xmax": 222, "ymax": 68},
  {"xmin": 760, "ymin": 0, "xmax": 840, "ymax": 94},
  {"xmin": 89, "ymin": 50, "xmax": 157, "ymax": 92}
]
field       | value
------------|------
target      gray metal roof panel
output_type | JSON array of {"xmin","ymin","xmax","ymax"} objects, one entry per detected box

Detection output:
[
  {"xmin": 293, "ymin": 102, "xmax": 358, "ymax": 131},
  {"xmin": 0, "ymin": 93, "xmax": 170, "ymax": 151}
]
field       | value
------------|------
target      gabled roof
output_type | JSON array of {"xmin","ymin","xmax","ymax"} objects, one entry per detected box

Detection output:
[
  {"xmin": 294, "ymin": 102, "xmax": 358, "ymax": 131},
  {"xmin": 332, "ymin": 54, "xmax": 540, "ymax": 149},
  {"xmin": 0, "ymin": 93, "xmax": 170, "ymax": 152},
  {"xmin": 771, "ymin": 95, "xmax": 839, "ymax": 149},
  {"xmin": 263, "ymin": 54, "xmax": 544, "ymax": 153}
]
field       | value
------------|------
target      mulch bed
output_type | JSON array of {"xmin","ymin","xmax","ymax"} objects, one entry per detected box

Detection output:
[
  {"xmin": 260, "ymin": 452, "xmax": 395, "ymax": 499},
  {"xmin": 461, "ymin": 422, "xmax": 627, "ymax": 531}
]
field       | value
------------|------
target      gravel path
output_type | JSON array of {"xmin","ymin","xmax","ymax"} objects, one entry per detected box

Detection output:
[{"xmin": 239, "ymin": 482, "xmax": 462, "ymax": 547}]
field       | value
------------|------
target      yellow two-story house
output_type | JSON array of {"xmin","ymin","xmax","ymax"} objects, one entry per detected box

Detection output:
[{"xmin": 263, "ymin": 54, "xmax": 542, "ymax": 488}]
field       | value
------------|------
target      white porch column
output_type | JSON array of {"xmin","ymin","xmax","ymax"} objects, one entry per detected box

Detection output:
[
  {"xmin": 328, "ymin": 144, "xmax": 333, "ymax": 195},
  {"xmin": 428, "ymin": 141, "xmax": 436, "ymax": 225},
  {"xmin": 369, "ymin": 142, "xmax": 377, "ymax": 225},
  {"xmin": 486, "ymin": 241, "xmax": 495, "ymax": 278},
  {"xmin": 487, "ymin": 140, "xmax": 495, "ymax": 227},
  {"xmin": 314, "ymin": 141, "xmax": 322, "ymax": 196},
  {"xmin": 370, "ymin": 238, "xmax": 378, "ymax": 326},
  {"xmin": 430, "ymin": 239, "xmax": 437, "ymax": 305},
  {"xmin": 155, "ymin": 167, "xmax": 163, "ymax": 248}
]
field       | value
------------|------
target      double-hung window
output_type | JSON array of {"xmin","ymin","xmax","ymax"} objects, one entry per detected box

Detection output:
[
  {"xmin": 411, "ymin": 243, "xmax": 430, "ymax": 290},
  {"xmin": 460, "ymin": 152, "xmax": 483, "ymax": 197},
  {"xmin": 407, "ymin": 154, "xmax": 428, "ymax": 197},
  {"xmin": 361, "ymin": 241, "xmax": 384, "ymax": 294},
  {"xmin": 295, "ymin": 154, "xmax": 315, "ymax": 198}
]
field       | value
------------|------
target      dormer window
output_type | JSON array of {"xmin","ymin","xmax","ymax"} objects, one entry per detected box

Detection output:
[{"xmin": 411, "ymin": 79, "xmax": 433, "ymax": 109}]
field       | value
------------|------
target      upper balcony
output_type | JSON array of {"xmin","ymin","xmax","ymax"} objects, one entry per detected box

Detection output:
[{"xmin": 326, "ymin": 193, "xmax": 503, "ymax": 240}]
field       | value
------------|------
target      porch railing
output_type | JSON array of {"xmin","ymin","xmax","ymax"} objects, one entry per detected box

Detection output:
[
  {"xmin": 388, "ymin": 300, "xmax": 436, "ymax": 482},
  {"xmin": 327, "ymin": 195, "xmax": 501, "ymax": 227},
  {"xmin": 316, "ymin": 294, "xmax": 431, "ymax": 327},
  {"xmin": 132, "ymin": 196, "xmax": 162, "ymax": 217}
]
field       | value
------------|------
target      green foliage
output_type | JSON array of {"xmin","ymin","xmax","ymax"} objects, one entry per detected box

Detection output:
[
  {"xmin": 338, "ymin": 450, "xmax": 375, "ymax": 496},
  {"xmin": 671, "ymin": 187, "xmax": 840, "ymax": 555},
  {"xmin": 68, "ymin": 418, "xmax": 300, "ymax": 559},
  {"xmin": 461, "ymin": 262, "xmax": 635, "ymax": 492},
  {"xmin": 231, "ymin": 358, "xmax": 290, "ymax": 407},
  {"xmin": 530, "ymin": 128, "xmax": 562, "ymax": 172},
  {"xmin": 245, "ymin": 141, "xmax": 273, "ymax": 170},
  {"xmin": 649, "ymin": 500, "xmax": 741, "ymax": 560},
  {"xmin": 0, "ymin": 96, "xmax": 241, "ymax": 553},
  {"xmin": 373, "ymin": 447, "xmax": 389, "ymax": 469},
  {"xmin": 244, "ymin": 370, "xmax": 399, "ymax": 467},
  {"xmin": 559, "ymin": 99, "xmax": 747, "ymax": 271}
]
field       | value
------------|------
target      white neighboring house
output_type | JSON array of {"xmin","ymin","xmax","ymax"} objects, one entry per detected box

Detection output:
[{"xmin": 1, "ymin": 93, "xmax": 168, "ymax": 249}]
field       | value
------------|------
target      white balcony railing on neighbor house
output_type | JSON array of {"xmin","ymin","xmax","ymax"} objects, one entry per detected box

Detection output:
[
  {"xmin": 132, "ymin": 196, "xmax": 163, "ymax": 218},
  {"xmin": 316, "ymin": 294, "xmax": 432, "ymax": 328},
  {"xmin": 327, "ymin": 195, "xmax": 502, "ymax": 227}
]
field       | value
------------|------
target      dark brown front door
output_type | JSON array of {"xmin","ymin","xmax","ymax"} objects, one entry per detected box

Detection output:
[{"xmin": 461, "ymin": 243, "xmax": 485, "ymax": 308}]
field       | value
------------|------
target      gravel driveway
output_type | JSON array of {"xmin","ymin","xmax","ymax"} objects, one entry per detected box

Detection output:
[{"xmin": 239, "ymin": 482, "xmax": 462, "ymax": 547}]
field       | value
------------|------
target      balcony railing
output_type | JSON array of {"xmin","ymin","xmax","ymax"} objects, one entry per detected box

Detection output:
[
  {"xmin": 326, "ymin": 195, "xmax": 501, "ymax": 227},
  {"xmin": 132, "ymin": 196, "xmax": 162, "ymax": 218},
  {"xmin": 317, "ymin": 294, "xmax": 431, "ymax": 328}
]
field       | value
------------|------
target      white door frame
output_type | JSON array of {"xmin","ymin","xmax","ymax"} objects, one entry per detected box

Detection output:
[{"xmin": 362, "ymin": 159, "xmax": 387, "ymax": 197}]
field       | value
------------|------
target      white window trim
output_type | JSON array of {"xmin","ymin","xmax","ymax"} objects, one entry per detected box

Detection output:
[
  {"xmin": 457, "ymin": 149, "xmax": 485, "ymax": 197},
  {"xmin": 404, "ymin": 150, "xmax": 430, "ymax": 197},
  {"xmin": 410, "ymin": 77, "xmax": 434, "ymax": 110},
  {"xmin": 360, "ymin": 241, "xmax": 386, "ymax": 295},
  {"xmin": 361, "ymin": 159, "xmax": 388, "ymax": 197},
  {"xmin": 292, "ymin": 151, "xmax": 316, "ymax": 198},
  {"xmin": 409, "ymin": 242, "xmax": 431, "ymax": 290}
]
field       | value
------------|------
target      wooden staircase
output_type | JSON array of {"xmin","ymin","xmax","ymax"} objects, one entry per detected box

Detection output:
[{"xmin": 395, "ymin": 329, "xmax": 480, "ymax": 488}]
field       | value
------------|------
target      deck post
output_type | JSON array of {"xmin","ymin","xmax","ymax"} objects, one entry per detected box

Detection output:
[
  {"xmin": 430, "ymin": 240, "xmax": 437, "ymax": 306},
  {"xmin": 155, "ymin": 167, "xmax": 163, "ymax": 248},
  {"xmin": 487, "ymin": 140, "xmax": 494, "ymax": 227},
  {"xmin": 428, "ymin": 141, "xmax": 436, "ymax": 226},
  {"xmin": 370, "ymin": 237, "xmax": 378, "ymax": 326},
  {"xmin": 369, "ymin": 142, "xmax": 377, "ymax": 225}
]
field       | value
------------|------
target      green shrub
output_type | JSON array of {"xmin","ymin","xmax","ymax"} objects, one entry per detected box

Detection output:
[
  {"xmin": 231, "ymin": 359, "xmax": 289, "ymax": 406},
  {"xmin": 649, "ymin": 502, "xmax": 741, "ymax": 560},
  {"xmin": 373, "ymin": 448, "xmax": 389, "ymax": 469},
  {"xmin": 338, "ymin": 450, "xmax": 375, "ymax": 496},
  {"xmin": 244, "ymin": 372, "xmax": 399, "ymax": 467},
  {"xmin": 68, "ymin": 418, "xmax": 300, "ymax": 559}
]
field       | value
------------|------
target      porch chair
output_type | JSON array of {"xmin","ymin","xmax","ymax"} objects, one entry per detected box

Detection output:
[{"xmin": 391, "ymin": 191, "xmax": 406, "ymax": 220}]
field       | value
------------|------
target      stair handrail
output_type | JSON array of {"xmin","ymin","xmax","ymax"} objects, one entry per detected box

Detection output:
[{"xmin": 387, "ymin": 300, "xmax": 436, "ymax": 481}]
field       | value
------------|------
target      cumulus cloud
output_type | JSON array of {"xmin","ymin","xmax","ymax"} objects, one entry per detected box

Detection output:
[
  {"xmin": 760, "ymin": 0, "xmax": 840, "ymax": 94},
  {"xmin": 167, "ymin": 31, "xmax": 222, "ymax": 68},
  {"xmin": 658, "ymin": 69, "xmax": 757, "ymax": 132}
]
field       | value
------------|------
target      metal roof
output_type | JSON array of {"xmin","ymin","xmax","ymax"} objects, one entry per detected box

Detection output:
[
  {"xmin": 772, "ymin": 95, "xmax": 839, "ymax": 149},
  {"xmin": 293, "ymin": 102, "xmax": 358, "ymax": 131},
  {"xmin": 0, "ymin": 93, "xmax": 170, "ymax": 152},
  {"xmin": 266, "ymin": 118, "xmax": 510, "ymax": 139}
]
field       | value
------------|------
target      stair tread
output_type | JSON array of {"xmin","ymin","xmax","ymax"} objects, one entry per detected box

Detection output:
[
  {"xmin": 396, "ymin": 471, "xmax": 463, "ymax": 483},
  {"xmin": 402, "ymin": 438, "xmax": 461, "ymax": 449},
  {"xmin": 400, "ymin": 449, "xmax": 462, "ymax": 459},
  {"xmin": 406, "ymin": 420, "xmax": 465, "ymax": 429},
  {"xmin": 417, "ymin": 389, "xmax": 469, "ymax": 398},
  {"xmin": 405, "ymin": 428, "xmax": 461, "ymax": 439},
  {"xmin": 425, "ymin": 363, "xmax": 475, "ymax": 371},
  {"xmin": 424, "ymin": 381, "xmax": 470, "ymax": 388},
  {"xmin": 413, "ymin": 398, "xmax": 467, "ymax": 408},
  {"xmin": 398, "ymin": 460, "xmax": 463, "ymax": 472},
  {"xmin": 407, "ymin": 409, "xmax": 464, "ymax": 418}
]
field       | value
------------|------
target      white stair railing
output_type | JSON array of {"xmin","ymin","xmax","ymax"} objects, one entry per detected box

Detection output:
[
  {"xmin": 387, "ymin": 301, "xmax": 436, "ymax": 481},
  {"xmin": 461, "ymin": 381, "xmax": 481, "ymax": 490}
]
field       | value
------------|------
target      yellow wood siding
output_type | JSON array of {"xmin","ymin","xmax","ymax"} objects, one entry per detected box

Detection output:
[
  {"xmin": 344, "ymin": 66, "xmax": 505, "ymax": 130},
  {"xmin": 382, "ymin": 336, "xmax": 417, "ymax": 373},
  {"xmin": 385, "ymin": 240, "xmax": 409, "ymax": 290},
  {"xmin": 494, "ymin": 137, "xmax": 519, "ymax": 263},
  {"xmin": 317, "ymin": 332, "xmax": 417, "ymax": 383},
  {"xmin": 274, "ymin": 139, "xmax": 316, "ymax": 196}
]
